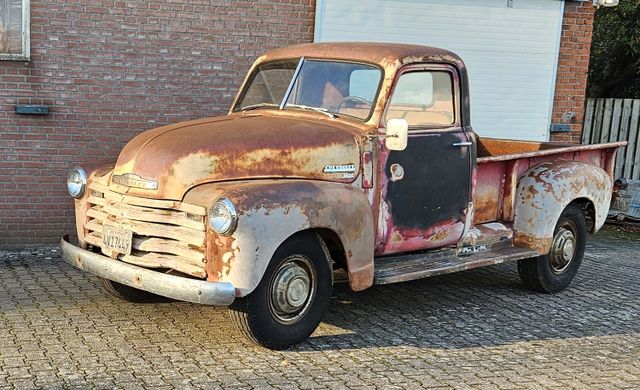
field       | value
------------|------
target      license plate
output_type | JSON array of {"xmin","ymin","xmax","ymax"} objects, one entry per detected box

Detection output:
[{"xmin": 102, "ymin": 225, "xmax": 133, "ymax": 255}]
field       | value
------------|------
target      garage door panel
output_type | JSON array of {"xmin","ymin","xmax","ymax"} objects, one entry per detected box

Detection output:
[
  {"xmin": 316, "ymin": 0, "xmax": 563, "ymax": 141},
  {"xmin": 318, "ymin": 1, "xmax": 561, "ymax": 52}
]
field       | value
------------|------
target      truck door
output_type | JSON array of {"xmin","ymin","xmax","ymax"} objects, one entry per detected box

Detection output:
[{"xmin": 377, "ymin": 65, "xmax": 472, "ymax": 255}]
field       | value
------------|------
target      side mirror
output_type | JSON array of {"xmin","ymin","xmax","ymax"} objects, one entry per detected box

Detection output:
[{"xmin": 385, "ymin": 118, "xmax": 408, "ymax": 151}]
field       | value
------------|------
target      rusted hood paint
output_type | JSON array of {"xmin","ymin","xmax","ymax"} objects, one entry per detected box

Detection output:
[{"xmin": 112, "ymin": 113, "xmax": 363, "ymax": 200}]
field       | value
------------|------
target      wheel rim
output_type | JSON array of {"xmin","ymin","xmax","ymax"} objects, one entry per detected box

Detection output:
[
  {"xmin": 268, "ymin": 255, "xmax": 316, "ymax": 325},
  {"xmin": 549, "ymin": 223, "xmax": 577, "ymax": 274}
]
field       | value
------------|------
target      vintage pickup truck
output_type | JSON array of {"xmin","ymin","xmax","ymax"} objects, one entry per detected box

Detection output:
[{"xmin": 61, "ymin": 43, "xmax": 625, "ymax": 349}]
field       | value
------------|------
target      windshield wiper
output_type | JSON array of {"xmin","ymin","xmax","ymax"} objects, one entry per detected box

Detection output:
[
  {"xmin": 240, "ymin": 102, "xmax": 336, "ymax": 119},
  {"xmin": 239, "ymin": 103, "xmax": 278, "ymax": 112},
  {"xmin": 284, "ymin": 103, "xmax": 336, "ymax": 119}
]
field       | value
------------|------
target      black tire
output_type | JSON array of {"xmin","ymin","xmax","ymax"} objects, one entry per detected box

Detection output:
[
  {"xmin": 99, "ymin": 277, "xmax": 164, "ymax": 303},
  {"xmin": 229, "ymin": 233, "xmax": 333, "ymax": 350},
  {"xmin": 518, "ymin": 204, "xmax": 587, "ymax": 293}
]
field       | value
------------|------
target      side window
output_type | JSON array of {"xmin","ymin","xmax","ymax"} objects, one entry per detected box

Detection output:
[{"xmin": 385, "ymin": 70, "xmax": 455, "ymax": 127}]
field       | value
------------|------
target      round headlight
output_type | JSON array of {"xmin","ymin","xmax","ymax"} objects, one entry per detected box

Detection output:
[
  {"xmin": 209, "ymin": 197, "xmax": 238, "ymax": 236},
  {"xmin": 66, "ymin": 167, "xmax": 87, "ymax": 199}
]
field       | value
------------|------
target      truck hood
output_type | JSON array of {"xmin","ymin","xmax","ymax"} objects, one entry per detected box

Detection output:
[{"xmin": 111, "ymin": 113, "xmax": 363, "ymax": 200}]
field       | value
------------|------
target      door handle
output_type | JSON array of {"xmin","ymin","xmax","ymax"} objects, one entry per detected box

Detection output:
[{"xmin": 453, "ymin": 142, "xmax": 472, "ymax": 147}]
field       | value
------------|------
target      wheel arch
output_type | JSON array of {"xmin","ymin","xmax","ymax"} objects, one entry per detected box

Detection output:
[
  {"xmin": 513, "ymin": 161, "xmax": 612, "ymax": 255},
  {"xmin": 268, "ymin": 228, "xmax": 344, "ymax": 272},
  {"xmin": 567, "ymin": 197, "xmax": 597, "ymax": 233},
  {"xmin": 314, "ymin": 227, "xmax": 347, "ymax": 269}
]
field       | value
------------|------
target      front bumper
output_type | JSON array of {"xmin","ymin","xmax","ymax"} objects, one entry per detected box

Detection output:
[{"xmin": 60, "ymin": 235, "xmax": 236, "ymax": 305}]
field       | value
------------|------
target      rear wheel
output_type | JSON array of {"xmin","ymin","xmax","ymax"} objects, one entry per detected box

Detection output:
[
  {"xmin": 229, "ymin": 233, "xmax": 333, "ymax": 349},
  {"xmin": 518, "ymin": 204, "xmax": 587, "ymax": 293},
  {"xmin": 99, "ymin": 277, "xmax": 163, "ymax": 303}
]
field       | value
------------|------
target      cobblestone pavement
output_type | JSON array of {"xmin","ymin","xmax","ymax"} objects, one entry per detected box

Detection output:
[{"xmin": 0, "ymin": 227, "xmax": 638, "ymax": 389}]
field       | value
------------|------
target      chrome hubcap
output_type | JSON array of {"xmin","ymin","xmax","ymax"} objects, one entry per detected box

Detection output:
[
  {"xmin": 269, "ymin": 255, "xmax": 315, "ymax": 324},
  {"xmin": 550, "ymin": 227, "xmax": 576, "ymax": 274}
]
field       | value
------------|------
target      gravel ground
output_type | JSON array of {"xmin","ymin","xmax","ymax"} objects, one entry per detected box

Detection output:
[{"xmin": 0, "ymin": 226, "xmax": 638, "ymax": 389}]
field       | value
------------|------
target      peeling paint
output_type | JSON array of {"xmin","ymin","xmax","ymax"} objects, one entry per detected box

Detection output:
[{"xmin": 513, "ymin": 161, "xmax": 613, "ymax": 254}]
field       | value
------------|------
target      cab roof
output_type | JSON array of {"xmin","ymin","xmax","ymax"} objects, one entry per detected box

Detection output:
[{"xmin": 259, "ymin": 42, "xmax": 466, "ymax": 70}]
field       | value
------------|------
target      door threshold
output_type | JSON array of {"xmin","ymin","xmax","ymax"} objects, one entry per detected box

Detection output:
[{"xmin": 373, "ymin": 244, "xmax": 539, "ymax": 285}]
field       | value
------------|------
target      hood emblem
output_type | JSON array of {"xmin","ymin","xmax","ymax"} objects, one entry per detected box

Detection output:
[
  {"xmin": 111, "ymin": 173, "xmax": 158, "ymax": 190},
  {"xmin": 323, "ymin": 164, "xmax": 355, "ymax": 174}
]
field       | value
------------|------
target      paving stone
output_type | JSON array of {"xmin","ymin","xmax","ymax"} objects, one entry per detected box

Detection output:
[{"xmin": 0, "ymin": 227, "xmax": 638, "ymax": 389}]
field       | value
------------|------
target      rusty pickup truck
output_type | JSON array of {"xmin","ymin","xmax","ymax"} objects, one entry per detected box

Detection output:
[{"xmin": 61, "ymin": 43, "xmax": 625, "ymax": 349}]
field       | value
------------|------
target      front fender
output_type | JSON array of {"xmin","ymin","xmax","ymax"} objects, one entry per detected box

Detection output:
[
  {"xmin": 513, "ymin": 161, "xmax": 612, "ymax": 254},
  {"xmin": 184, "ymin": 180, "xmax": 375, "ymax": 296}
]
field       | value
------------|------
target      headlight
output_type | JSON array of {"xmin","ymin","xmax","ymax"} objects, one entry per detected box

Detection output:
[
  {"xmin": 66, "ymin": 167, "xmax": 87, "ymax": 199},
  {"xmin": 209, "ymin": 197, "xmax": 238, "ymax": 236}
]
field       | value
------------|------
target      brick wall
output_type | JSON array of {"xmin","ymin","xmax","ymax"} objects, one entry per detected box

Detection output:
[
  {"xmin": 550, "ymin": 1, "xmax": 596, "ymax": 143},
  {"xmin": 0, "ymin": 0, "xmax": 315, "ymax": 248}
]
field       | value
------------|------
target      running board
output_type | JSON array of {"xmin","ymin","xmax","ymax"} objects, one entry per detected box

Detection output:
[{"xmin": 373, "ymin": 245, "xmax": 539, "ymax": 285}]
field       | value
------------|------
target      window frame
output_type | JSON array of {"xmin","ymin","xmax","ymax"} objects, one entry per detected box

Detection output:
[
  {"xmin": 0, "ymin": 0, "xmax": 30, "ymax": 61},
  {"xmin": 382, "ymin": 63, "xmax": 461, "ymax": 133},
  {"xmin": 232, "ymin": 57, "xmax": 385, "ymax": 122},
  {"xmin": 233, "ymin": 59, "xmax": 300, "ymax": 110}
]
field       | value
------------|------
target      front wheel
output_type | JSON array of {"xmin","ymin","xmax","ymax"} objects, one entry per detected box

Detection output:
[
  {"xmin": 518, "ymin": 204, "xmax": 587, "ymax": 293},
  {"xmin": 99, "ymin": 277, "xmax": 164, "ymax": 303},
  {"xmin": 229, "ymin": 233, "xmax": 333, "ymax": 349}
]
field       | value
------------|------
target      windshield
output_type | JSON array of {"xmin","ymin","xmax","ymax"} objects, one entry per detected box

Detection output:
[{"xmin": 234, "ymin": 59, "xmax": 382, "ymax": 121}]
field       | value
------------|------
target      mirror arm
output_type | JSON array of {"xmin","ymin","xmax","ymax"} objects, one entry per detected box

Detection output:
[{"xmin": 367, "ymin": 133, "xmax": 399, "ymax": 139}]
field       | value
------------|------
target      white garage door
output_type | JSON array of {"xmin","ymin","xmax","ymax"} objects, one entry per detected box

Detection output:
[{"xmin": 314, "ymin": 0, "xmax": 564, "ymax": 141}]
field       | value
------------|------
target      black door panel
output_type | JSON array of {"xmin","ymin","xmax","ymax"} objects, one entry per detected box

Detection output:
[
  {"xmin": 378, "ymin": 129, "xmax": 471, "ymax": 255},
  {"xmin": 384, "ymin": 131, "xmax": 470, "ymax": 229}
]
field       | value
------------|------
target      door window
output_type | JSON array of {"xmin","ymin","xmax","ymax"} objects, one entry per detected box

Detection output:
[{"xmin": 385, "ymin": 70, "xmax": 455, "ymax": 127}]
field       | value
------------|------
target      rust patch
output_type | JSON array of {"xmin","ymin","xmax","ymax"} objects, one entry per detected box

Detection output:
[
  {"xmin": 473, "ymin": 161, "xmax": 504, "ymax": 224},
  {"xmin": 348, "ymin": 262, "xmax": 374, "ymax": 292},
  {"xmin": 382, "ymin": 218, "xmax": 465, "ymax": 254},
  {"xmin": 477, "ymin": 139, "xmax": 626, "ymax": 164},
  {"xmin": 207, "ymin": 232, "xmax": 236, "ymax": 282},
  {"xmin": 429, "ymin": 225, "xmax": 451, "ymax": 242},
  {"xmin": 473, "ymin": 193, "xmax": 499, "ymax": 224},
  {"xmin": 113, "ymin": 114, "xmax": 366, "ymax": 200},
  {"xmin": 514, "ymin": 232, "xmax": 551, "ymax": 255}
]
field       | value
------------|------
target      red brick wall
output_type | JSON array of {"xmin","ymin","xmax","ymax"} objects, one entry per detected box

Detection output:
[
  {"xmin": 550, "ymin": 1, "xmax": 595, "ymax": 143},
  {"xmin": 0, "ymin": 0, "xmax": 315, "ymax": 248}
]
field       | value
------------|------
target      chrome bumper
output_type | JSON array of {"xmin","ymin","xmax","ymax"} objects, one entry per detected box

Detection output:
[{"xmin": 60, "ymin": 235, "xmax": 236, "ymax": 305}]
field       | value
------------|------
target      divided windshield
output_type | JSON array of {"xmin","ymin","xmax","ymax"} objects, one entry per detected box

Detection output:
[{"xmin": 234, "ymin": 59, "xmax": 382, "ymax": 121}]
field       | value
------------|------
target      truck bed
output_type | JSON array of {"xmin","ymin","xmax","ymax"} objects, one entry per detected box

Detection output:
[{"xmin": 473, "ymin": 138, "xmax": 626, "ymax": 224}]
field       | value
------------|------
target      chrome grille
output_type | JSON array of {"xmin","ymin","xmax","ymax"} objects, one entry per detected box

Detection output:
[{"xmin": 83, "ymin": 182, "xmax": 208, "ymax": 278}]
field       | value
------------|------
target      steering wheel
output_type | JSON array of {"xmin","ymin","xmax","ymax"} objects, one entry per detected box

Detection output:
[
  {"xmin": 337, "ymin": 96, "xmax": 372, "ymax": 110},
  {"xmin": 431, "ymin": 111, "xmax": 454, "ymax": 121}
]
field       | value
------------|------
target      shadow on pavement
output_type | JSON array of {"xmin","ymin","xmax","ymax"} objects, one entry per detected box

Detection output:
[{"xmin": 301, "ymin": 249, "xmax": 639, "ymax": 351}]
